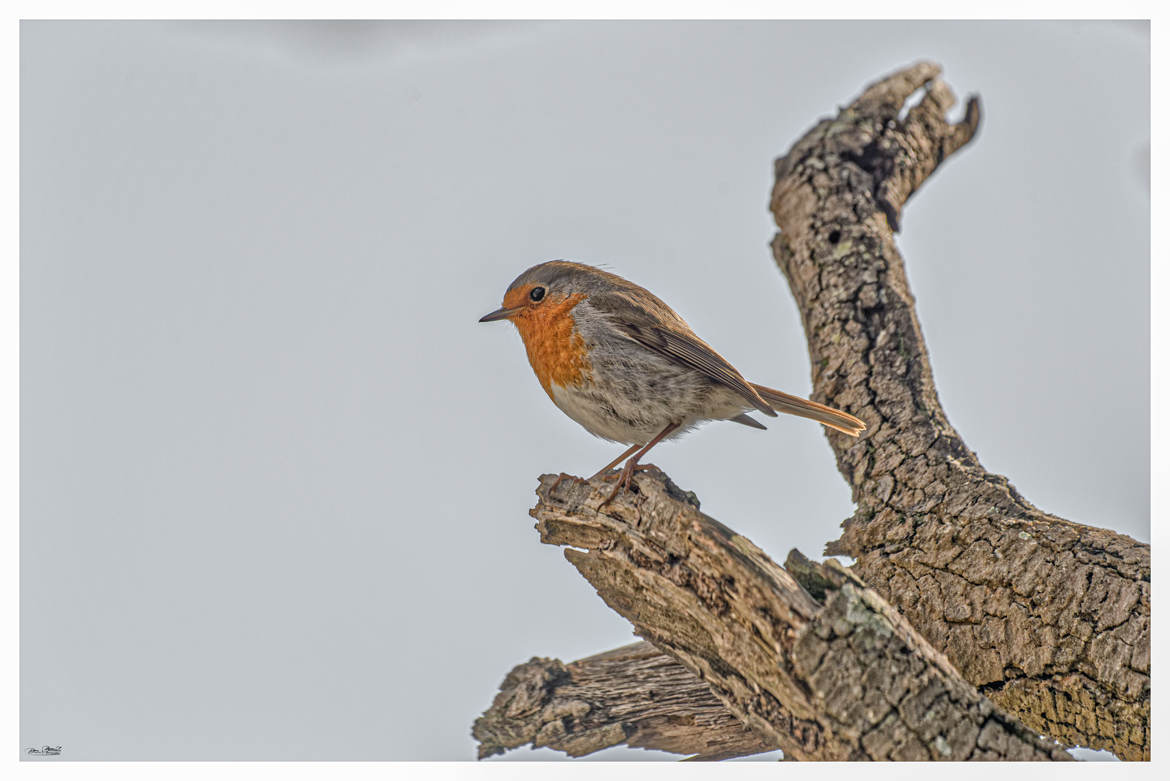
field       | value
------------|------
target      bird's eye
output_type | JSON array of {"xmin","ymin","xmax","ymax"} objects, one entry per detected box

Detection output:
[{"xmin": 529, "ymin": 286, "xmax": 546, "ymax": 302}]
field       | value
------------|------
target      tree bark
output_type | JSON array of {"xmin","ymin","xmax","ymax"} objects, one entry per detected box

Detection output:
[
  {"xmin": 478, "ymin": 471, "xmax": 1069, "ymax": 761},
  {"xmin": 473, "ymin": 61, "xmax": 1149, "ymax": 761},
  {"xmin": 769, "ymin": 61, "xmax": 1149, "ymax": 760},
  {"xmin": 472, "ymin": 641, "xmax": 775, "ymax": 760}
]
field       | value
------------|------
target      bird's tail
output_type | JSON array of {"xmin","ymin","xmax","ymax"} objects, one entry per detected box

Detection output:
[{"xmin": 749, "ymin": 383, "xmax": 866, "ymax": 437}]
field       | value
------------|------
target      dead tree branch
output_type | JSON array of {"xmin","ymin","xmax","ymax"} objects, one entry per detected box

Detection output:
[
  {"xmin": 479, "ymin": 471, "xmax": 1069, "ymax": 761},
  {"xmin": 473, "ymin": 641, "xmax": 774, "ymax": 760},
  {"xmin": 473, "ymin": 61, "xmax": 1148, "ymax": 761},
  {"xmin": 769, "ymin": 61, "xmax": 1149, "ymax": 759}
]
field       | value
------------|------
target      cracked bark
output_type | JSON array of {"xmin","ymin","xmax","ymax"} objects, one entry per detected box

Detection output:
[
  {"xmin": 472, "ymin": 641, "xmax": 774, "ymax": 760},
  {"xmin": 769, "ymin": 61, "xmax": 1148, "ymax": 760},
  {"xmin": 473, "ymin": 61, "xmax": 1148, "ymax": 761},
  {"xmin": 477, "ymin": 472, "xmax": 1070, "ymax": 761}
]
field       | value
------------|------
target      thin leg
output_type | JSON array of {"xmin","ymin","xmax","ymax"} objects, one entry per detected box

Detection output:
[
  {"xmin": 602, "ymin": 421, "xmax": 680, "ymax": 505},
  {"xmin": 588, "ymin": 443, "xmax": 642, "ymax": 481},
  {"xmin": 549, "ymin": 443, "xmax": 644, "ymax": 495}
]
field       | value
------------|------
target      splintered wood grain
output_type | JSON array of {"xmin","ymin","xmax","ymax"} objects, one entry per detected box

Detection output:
[
  {"xmin": 474, "ymin": 469, "xmax": 1068, "ymax": 761},
  {"xmin": 472, "ymin": 641, "xmax": 776, "ymax": 760}
]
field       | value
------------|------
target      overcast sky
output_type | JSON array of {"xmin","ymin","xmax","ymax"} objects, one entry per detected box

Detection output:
[{"xmin": 21, "ymin": 20, "xmax": 1148, "ymax": 761}]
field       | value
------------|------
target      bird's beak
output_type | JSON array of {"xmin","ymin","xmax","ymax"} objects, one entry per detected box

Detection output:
[{"xmin": 478, "ymin": 306, "xmax": 522, "ymax": 323}]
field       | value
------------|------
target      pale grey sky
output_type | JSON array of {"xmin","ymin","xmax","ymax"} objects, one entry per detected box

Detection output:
[{"xmin": 21, "ymin": 21, "xmax": 1148, "ymax": 761}]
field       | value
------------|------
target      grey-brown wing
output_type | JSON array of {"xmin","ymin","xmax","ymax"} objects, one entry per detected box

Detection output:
[{"xmin": 592, "ymin": 292, "xmax": 777, "ymax": 417}]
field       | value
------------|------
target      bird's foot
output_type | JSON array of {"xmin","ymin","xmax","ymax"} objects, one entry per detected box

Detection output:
[
  {"xmin": 598, "ymin": 463, "xmax": 655, "ymax": 506},
  {"xmin": 547, "ymin": 472, "xmax": 589, "ymax": 495}
]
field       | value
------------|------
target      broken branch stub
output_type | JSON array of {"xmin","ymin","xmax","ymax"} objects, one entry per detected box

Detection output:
[{"xmin": 507, "ymin": 469, "xmax": 1069, "ymax": 761}]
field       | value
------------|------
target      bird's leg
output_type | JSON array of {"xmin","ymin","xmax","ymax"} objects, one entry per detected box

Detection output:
[
  {"xmin": 601, "ymin": 422, "xmax": 680, "ymax": 506},
  {"xmin": 588, "ymin": 443, "xmax": 642, "ymax": 482},
  {"xmin": 549, "ymin": 443, "xmax": 644, "ymax": 496}
]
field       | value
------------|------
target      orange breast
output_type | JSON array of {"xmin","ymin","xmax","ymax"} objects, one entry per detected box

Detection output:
[{"xmin": 512, "ymin": 293, "xmax": 592, "ymax": 398}]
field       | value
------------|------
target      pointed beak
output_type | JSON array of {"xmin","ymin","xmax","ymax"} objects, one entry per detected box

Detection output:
[{"xmin": 478, "ymin": 306, "xmax": 521, "ymax": 323}]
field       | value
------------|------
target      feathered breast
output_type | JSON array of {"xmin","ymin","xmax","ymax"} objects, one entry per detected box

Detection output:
[{"xmin": 513, "ymin": 293, "xmax": 592, "ymax": 397}]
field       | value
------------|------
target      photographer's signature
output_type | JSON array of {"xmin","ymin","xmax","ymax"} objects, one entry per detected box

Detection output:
[{"xmin": 27, "ymin": 745, "xmax": 62, "ymax": 756}]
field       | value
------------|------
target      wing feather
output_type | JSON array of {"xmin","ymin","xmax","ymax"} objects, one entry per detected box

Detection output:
[
  {"xmin": 730, "ymin": 412, "xmax": 767, "ymax": 430},
  {"xmin": 590, "ymin": 292, "xmax": 777, "ymax": 417}
]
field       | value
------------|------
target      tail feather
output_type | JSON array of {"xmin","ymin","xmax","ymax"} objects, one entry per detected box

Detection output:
[{"xmin": 749, "ymin": 383, "xmax": 866, "ymax": 437}]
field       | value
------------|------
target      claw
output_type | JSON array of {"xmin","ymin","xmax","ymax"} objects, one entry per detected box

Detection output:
[
  {"xmin": 548, "ymin": 472, "xmax": 587, "ymax": 495},
  {"xmin": 599, "ymin": 463, "xmax": 655, "ymax": 506},
  {"xmin": 599, "ymin": 469, "xmax": 631, "ymax": 507}
]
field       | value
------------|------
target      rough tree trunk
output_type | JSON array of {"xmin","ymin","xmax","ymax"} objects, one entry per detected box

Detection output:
[
  {"xmin": 473, "ymin": 62, "xmax": 1149, "ymax": 761},
  {"xmin": 769, "ymin": 61, "xmax": 1149, "ymax": 760}
]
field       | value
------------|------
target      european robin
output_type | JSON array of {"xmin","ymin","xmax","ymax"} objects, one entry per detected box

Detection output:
[{"xmin": 479, "ymin": 260, "xmax": 865, "ymax": 502}]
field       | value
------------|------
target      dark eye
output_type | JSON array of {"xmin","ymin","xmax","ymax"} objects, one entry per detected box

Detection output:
[{"xmin": 529, "ymin": 286, "xmax": 545, "ymax": 302}]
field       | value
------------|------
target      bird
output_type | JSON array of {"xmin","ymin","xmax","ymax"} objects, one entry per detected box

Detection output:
[{"xmin": 478, "ymin": 260, "xmax": 865, "ymax": 502}]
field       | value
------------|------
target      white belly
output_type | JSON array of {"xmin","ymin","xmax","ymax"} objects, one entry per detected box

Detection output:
[{"xmin": 549, "ymin": 380, "xmax": 749, "ymax": 445}]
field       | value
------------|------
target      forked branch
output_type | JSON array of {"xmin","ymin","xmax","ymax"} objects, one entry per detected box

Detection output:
[
  {"xmin": 770, "ymin": 60, "xmax": 1148, "ymax": 759},
  {"xmin": 477, "ymin": 471, "xmax": 1068, "ymax": 761},
  {"xmin": 474, "ymin": 61, "xmax": 1148, "ymax": 761}
]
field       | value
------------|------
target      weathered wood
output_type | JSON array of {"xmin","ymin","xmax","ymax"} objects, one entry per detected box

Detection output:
[
  {"xmin": 494, "ymin": 469, "xmax": 1069, "ymax": 761},
  {"xmin": 769, "ymin": 61, "xmax": 1149, "ymax": 759},
  {"xmin": 473, "ymin": 61, "xmax": 1148, "ymax": 762},
  {"xmin": 472, "ymin": 641, "xmax": 775, "ymax": 760}
]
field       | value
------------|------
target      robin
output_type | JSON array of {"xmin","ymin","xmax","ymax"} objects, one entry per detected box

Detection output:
[{"xmin": 479, "ymin": 260, "xmax": 865, "ymax": 502}]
